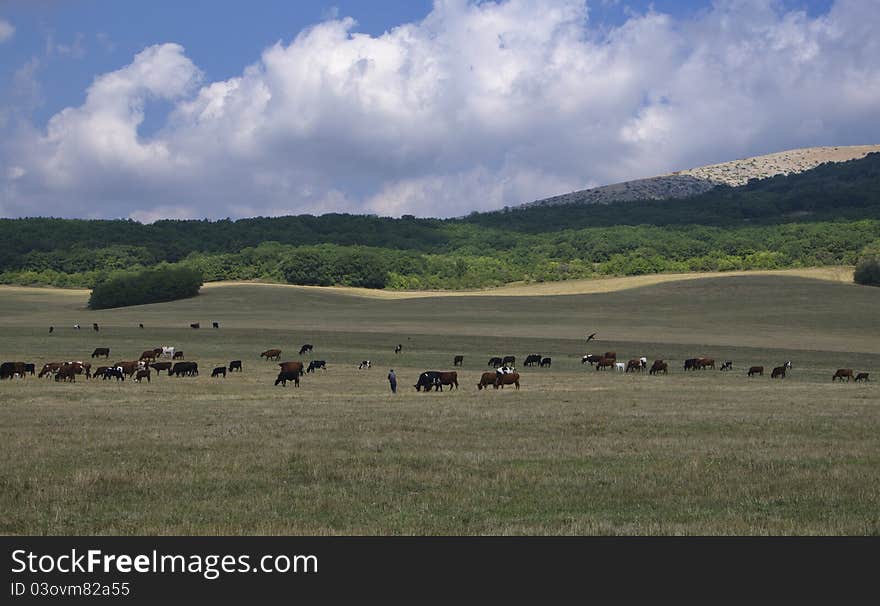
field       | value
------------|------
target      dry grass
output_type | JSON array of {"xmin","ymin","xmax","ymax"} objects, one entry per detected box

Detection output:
[{"xmin": 1, "ymin": 275, "xmax": 878, "ymax": 535}]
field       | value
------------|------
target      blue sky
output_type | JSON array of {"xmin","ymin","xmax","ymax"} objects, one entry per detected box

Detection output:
[{"xmin": 0, "ymin": 0, "xmax": 872, "ymax": 221}]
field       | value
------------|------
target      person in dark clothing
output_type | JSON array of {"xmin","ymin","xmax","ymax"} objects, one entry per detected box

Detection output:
[{"xmin": 388, "ymin": 369, "xmax": 397, "ymax": 394}]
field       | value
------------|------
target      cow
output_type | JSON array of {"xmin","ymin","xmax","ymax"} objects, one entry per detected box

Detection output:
[
  {"xmin": 114, "ymin": 361, "xmax": 144, "ymax": 377},
  {"xmin": 453, "ymin": 355, "xmax": 464, "ymax": 366},
  {"xmin": 488, "ymin": 357, "xmax": 503, "ymax": 368},
  {"xmin": 603, "ymin": 351, "xmax": 617, "ymax": 361},
  {"xmin": 582, "ymin": 354, "xmax": 602, "ymax": 366},
  {"xmin": 855, "ymin": 372, "xmax": 870, "ymax": 383},
  {"xmin": 435, "ymin": 371, "xmax": 459, "ymax": 391},
  {"xmin": 595, "ymin": 357, "xmax": 615, "ymax": 371},
  {"xmin": 0, "ymin": 362, "xmax": 24, "ymax": 379},
  {"xmin": 306, "ymin": 360, "xmax": 326, "ymax": 373},
  {"xmin": 38, "ymin": 362, "xmax": 63, "ymax": 378},
  {"xmin": 74, "ymin": 323, "xmax": 80, "ymax": 330},
  {"xmin": 832, "ymin": 369, "xmax": 854, "ymax": 382},
  {"xmin": 23, "ymin": 363, "xmax": 35, "ymax": 376},
  {"xmin": 358, "ymin": 360, "xmax": 372, "ymax": 370},
  {"xmin": 172, "ymin": 351, "xmax": 184, "ymax": 360},
  {"xmin": 771, "ymin": 366, "xmax": 787, "ymax": 379},
  {"xmin": 539, "ymin": 357, "xmax": 552, "ymax": 367},
  {"xmin": 135, "ymin": 369, "xmax": 151, "ymax": 383},
  {"xmin": 477, "ymin": 372, "xmax": 498, "ymax": 390},
  {"xmin": 49, "ymin": 326, "xmax": 54, "ymax": 334},
  {"xmin": 54, "ymin": 365, "xmax": 77, "ymax": 382},
  {"xmin": 697, "ymin": 358, "xmax": 716, "ymax": 370},
  {"xmin": 102, "ymin": 367, "xmax": 125, "ymax": 381},
  {"xmin": 139, "ymin": 350, "xmax": 157, "ymax": 362},
  {"xmin": 394, "ymin": 344, "xmax": 403, "ymax": 355},
  {"xmin": 279, "ymin": 361, "xmax": 304, "ymax": 375},
  {"xmin": 524, "ymin": 354, "xmax": 542, "ymax": 367},
  {"xmin": 228, "ymin": 360, "xmax": 243, "ymax": 373},
  {"xmin": 169, "ymin": 362, "xmax": 198, "ymax": 377},
  {"xmin": 92, "ymin": 323, "xmax": 99, "ymax": 332},
  {"xmin": 161, "ymin": 346, "xmax": 175, "ymax": 358},
  {"xmin": 150, "ymin": 362, "xmax": 172, "ymax": 374},
  {"xmin": 625, "ymin": 359, "xmax": 642, "ymax": 373},
  {"xmin": 649, "ymin": 360, "xmax": 668, "ymax": 375},
  {"xmin": 91, "ymin": 347, "xmax": 110, "ymax": 358},
  {"xmin": 139, "ymin": 323, "xmax": 144, "ymax": 329},
  {"xmin": 211, "ymin": 366, "xmax": 226, "ymax": 378},
  {"xmin": 494, "ymin": 372, "xmax": 520, "ymax": 389},
  {"xmin": 502, "ymin": 355, "xmax": 516, "ymax": 366},
  {"xmin": 748, "ymin": 366, "xmax": 764, "ymax": 377},
  {"xmin": 614, "ymin": 362, "xmax": 626, "ymax": 372},
  {"xmin": 152, "ymin": 348, "xmax": 163, "ymax": 357},
  {"xmin": 93, "ymin": 366, "xmax": 109, "ymax": 378},
  {"xmin": 414, "ymin": 371, "xmax": 442, "ymax": 392},
  {"xmin": 261, "ymin": 349, "xmax": 282, "ymax": 361},
  {"xmin": 684, "ymin": 358, "xmax": 699, "ymax": 371},
  {"xmin": 274, "ymin": 371, "xmax": 300, "ymax": 387},
  {"xmin": 720, "ymin": 361, "xmax": 733, "ymax": 371},
  {"xmin": 212, "ymin": 321, "xmax": 220, "ymax": 329},
  {"xmin": 66, "ymin": 361, "xmax": 92, "ymax": 379},
  {"xmin": 190, "ymin": 323, "xmax": 200, "ymax": 329},
  {"xmin": 299, "ymin": 344, "xmax": 314, "ymax": 355}
]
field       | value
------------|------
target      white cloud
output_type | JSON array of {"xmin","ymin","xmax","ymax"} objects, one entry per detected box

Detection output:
[
  {"xmin": 2, "ymin": 0, "xmax": 880, "ymax": 220},
  {"xmin": 0, "ymin": 19, "xmax": 14, "ymax": 43}
]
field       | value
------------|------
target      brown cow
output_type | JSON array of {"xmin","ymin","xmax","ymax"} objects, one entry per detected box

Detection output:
[
  {"xmin": 435, "ymin": 371, "xmax": 458, "ymax": 391},
  {"xmin": 832, "ymin": 368, "xmax": 854, "ymax": 382},
  {"xmin": 135, "ymin": 369, "xmax": 151, "ymax": 383},
  {"xmin": 54, "ymin": 365, "xmax": 77, "ymax": 382},
  {"xmin": 747, "ymin": 366, "xmax": 764, "ymax": 377},
  {"xmin": 625, "ymin": 359, "xmax": 642, "ymax": 373},
  {"xmin": 278, "ymin": 361, "xmax": 304, "ymax": 375},
  {"xmin": 494, "ymin": 372, "xmax": 520, "ymax": 389},
  {"xmin": 595, "ymin": 357, "xmax": 615, "ymax": 370},
  {"xmin": 139, "ymin": 350, "xmax": 157, "ymax": 362},
  {"xmin": 261, "ymin": 349, "xmax": 282, "ymax": 361},
  {"xmin": 649, "ymin": 360, "xmax": 667, "ymax": 375},
  {"xmin": 697, "ymin": 357, "xmax": 715, "ymax": 370},
  {"xmin": 38, "ymin": 362, "xmax": 63, "ymax": 378},
  {"xmin": 114, "ymin": 360, "xmax": 144, "ymax": 377},
  {"xmin": 603, "ymin": 351, "xmax": 617, "ymax": 360},
  {"xmin": 477, "ymin": 372, "xmax": 498, "ymax": 390}
]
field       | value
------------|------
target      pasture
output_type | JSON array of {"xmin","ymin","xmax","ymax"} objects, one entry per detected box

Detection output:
[{"xmin": 1, "ymin": 272, "xmax": 879, "ymax": 535}]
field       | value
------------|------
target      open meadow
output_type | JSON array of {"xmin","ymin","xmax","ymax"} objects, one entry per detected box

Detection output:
[{"xmin": 1, "ymin": 271, "xmax": 879, "ymax": 535}]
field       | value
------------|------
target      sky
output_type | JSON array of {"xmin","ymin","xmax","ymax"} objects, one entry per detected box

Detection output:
[{"xmin": 1, "ymin": 0, "xmax": 875, "ymax": 222}]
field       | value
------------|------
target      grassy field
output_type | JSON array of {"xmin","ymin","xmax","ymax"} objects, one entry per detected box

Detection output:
[{"xmin": 1, "ymin": 272, "xmax": 878, "ymax": 535}]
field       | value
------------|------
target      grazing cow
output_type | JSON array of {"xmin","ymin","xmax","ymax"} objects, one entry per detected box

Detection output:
[
  {"xmin": 212, "ymin": 321, "xmax": 220, "ymax": 329},
  {"xmin": 38, "ymin": 362, "xmax": 63, "ymax": 378},
  {"xmin": 172, "ymin": 351, "xmax": 185, "ymax": 360},
  {"xmin": 139, "ymin": 323, "xmax": 144, "ymax": 329},
  {"xmin": 103, "ymin": 367, "xmax": 125, "ymax": 381},
  {"xmin": 453, "ymin": 355, "xmax": 464, "ymax": 366},
  {"xmin": 494, "ymin": 372, "xmax": 521, "ymax": 390},
  {"xmin": 697, "ymin": 358, "xmax": 715, "ymax": 370},
  {"xmin": 299, "ymin": 344, "xmax": 314, "ymax": 355},
  {"xmin": 595, "ymin": 357, "xmax": 615, "ymax": 371},
  {"xmin": 720, "ymin": 361, "xmax": 733, "ymax": 371},
  {"xmin": 625, "ymin": 359, "xmax": 642, "ymax": 373},
  {"xmin": 582, "ymin": 354, "xmax": 602, "ymax": 366},
  {"xmin": 228, "ymin": 360, "xmax": 243, "ymax": 372},
  {"xmin": 152, "ymin": 348, "xmax": 163, "ymax": 357},
  {"xmin": 684, "ymin": 358, "xmax": 699, "ymax": 371},
  {"xmin": 169, "ymin": 362, "xmax": 198, "ymax": 377},
  {"xmin": 614, "ymin": 362, "xmax": 626, "ymax": 372},
  {"xmin": 771, "ymin": 366, "xmax": 787, "ymax": 379},
  {"xmin": 135, "ymin": 369, "xmax": 151, "ymax": 383},
  {"xmin": 0, "ymin": 362, "xmax": 23, "ymax": 379},
  {"xmin": 49, "ymin": 326, "xmax": 54, "ymax": 334},
  {"xmin": 150, "ymin": 362, "xmax": 172, "ymax": 374},
  {"xmin": 91, "ymin": 347, "xmax": 110, "ymax": 358},
  {"xmin": 855, "ymin": 372, "xmax": 870, "ymax": 383},
  {"xmin": 414, "ymin": 371, "xmax": 442, "ymax": 392},
  {"xmin": 832, "ymin": 369, "xmax": 854, "ymax": 382},
  {"xmin": 261, "ymin": 349, "xmax": 282, "ymax": 361},
  {"xmin": 161, "ymin": 346, "xmax": 175, "ymax": 358},
  {"xmin": 394, "ymin": 344, "xmax": 403, "ymax": 354},
  {"xmin": 358, "ymin": 360, "xmax": 371, "ymax": 370},
  {"xmin": 92, "ymin": 323, "xmax": 99, "ymax": 332},
  {"xmin": 488, "ymin": 357, "xmax": 503, "ymax": 368},
  {"xmin": 139, "ymin": 350, "xmax": 157, "ymax": 362},
  {"xmin": 306, "ymin": 360, "xmax": 326, "ymax": 373},
  {"xmin": 649, "ymin": 360, "xmax": 668, "ymax": 375},
  {"xmin": 211, "ymin": 366, "xmax": 226, "ymax": 378},
  {"xmin": 477, "ymin": 372, "xmax": 497, "ymax": 390},
  {"xmin": 74, "ymin": 323, "xmax": 80, "ymax": 330},
  {"xmin": 524, "ymin": 354, "xmax": 542, "ymax": 367},
  {"xmin": 93, "ymin": 366, "xmax": 109, "ymax": 378},
  {"xmin": 502, "ymin": 355, "xmax": 516, "ymax": 367},
  {"xmin": 113, "ymin": 361, "xmax": 144, "ymax": 377},
  {"xmin": 66, "ymin": 361, "xmax": 92, "ymax": 379},
  {"xmin": 190, "ymin": 323, "xmax": 200, "ymax": 329},
  {"xmin": 54, "ymin": 365, "xmax": 77, "ymax": 382},
  {"xmin": 23, "ymin": 363, "xmax": 35, "ymax": 376},
  {"xmin": 278, "ymin": 361, "xmax": 304, "ymax": 375},
  {"xmin": 748, "ymin": 366, "xmax": 764, "ymax": 377},
  {"xmin": 540, "ymin": 357, "xmax": 552, "ymax": 367},
  {"xmin": 640, "ymin": 357, "xmax": 648, "ymax": 370},
  {"xmin": 274, "ymin": 371, "xmax": 300, "ymax": 387}
]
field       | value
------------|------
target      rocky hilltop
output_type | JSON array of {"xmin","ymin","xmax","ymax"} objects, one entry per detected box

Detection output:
[{"xmin": 523, "ymin": 144, "xmax": 880, "ymax": 208}]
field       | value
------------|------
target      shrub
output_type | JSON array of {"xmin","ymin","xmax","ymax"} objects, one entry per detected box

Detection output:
[
  {"xmin": 88, "ymin": 265, "xmax": 203, "ymax": 309},
  {"xmin": 854, "ymin": 255, "xmax": 880, "ymax": 286}
]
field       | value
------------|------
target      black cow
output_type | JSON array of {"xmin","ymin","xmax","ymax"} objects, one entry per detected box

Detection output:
[
  {"xmin": 139, "ymin": 323, "xmax": 144, "ymax": 329},
  {"xmin": 299, "ymin": 344, "xmax": 314, "ymax": 355},
  {"xmin": 212, "ymin": 321, "xmax": 220, "ymax": 329},
  {"xmin": 150, "ymin": 362, "xmax": 172, "ymax": 374},
  {"xmin": 502, "ymin": 355, "xmax": 516, "ymax": 366},
  {"xmin": 453, "ymin": 355, "xmax": 464, "ymax": 366},
  {"xmin": 228, "ymin": 360, "xmax": 243, "ymax": 372},
  {"xmin": 190, "ymin": 323, "xmax": 200, "ymax": 329},
  {"xmin": 0, "ymin": 362, "xmax": 20, "ymax": 379},
  {"xmin": 211, "ymin": 366, "xmax": 226, "ymax": 378},
  {"xmin": 172, "ymin": 351, "xmax": 184, "ymax": 360},
  {"xmin": 23, "ymin": 363, "xmax": 35, "ymax": 376},
  {"xmin": 524, "ymin": 354, "xmax": 542, "ymax": 367},
  {"xmin": 91, "ymin": 347, "xmax": 110, "ymax": 358},
  {"xmin": 488, "ymin": 357, "xmax": 503, "ymax": 368},
  {"xmin": 684, "ymin": 358, "xmax": 699, "ymax": 371},
  {"xmin": 103, "ymin": 367, "xmax": 125, "ymax": 381},
  {"xmin": 539, "ymin": 357, "xmax": 552, "ymax": 367},
  {"xmin": 358, "ymin": 360, "xmax": 371, "ymax": 370},
  {"xmin": 414, "ymin": 371, "xmax": 441, "ymax": 392},
  {"xmin": 169, "ymin": 362, "xmax": 198, "ymax": 377},
  {"xmin": 92, "ymin": 323, "xmax": 99, "ymax": 332},
  {"xmin": 720, "ymin": 361, "xmax": 733, "ymax": 371},
  {"xmin": 306, "ymin": 360, "xmax": 326, "ymax": 373},
  {"xmin": 274, "ymin": 371, "xmax": 300, "ymax": 386}
]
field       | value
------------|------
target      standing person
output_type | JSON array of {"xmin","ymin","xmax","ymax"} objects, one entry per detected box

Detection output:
[{"xmin": 388, "ymin": 369, "xmax": 397, "ymax": 394}]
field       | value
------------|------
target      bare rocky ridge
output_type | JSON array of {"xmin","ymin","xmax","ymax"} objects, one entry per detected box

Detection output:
[{"xmin": 522, "ymin": 145, "xmax": 880, "ymax": 208}]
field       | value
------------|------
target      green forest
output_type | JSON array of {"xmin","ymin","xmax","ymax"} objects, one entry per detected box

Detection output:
[{"xmin": 2, "ymin": 153, "xmax": 880, "ymax": 294}]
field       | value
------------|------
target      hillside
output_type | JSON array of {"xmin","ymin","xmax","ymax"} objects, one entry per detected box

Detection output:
[{"xmin": 521, "ymin": 145, "xmax": 880, "ymax": 208}]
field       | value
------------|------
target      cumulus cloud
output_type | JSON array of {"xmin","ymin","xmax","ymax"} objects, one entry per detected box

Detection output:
[
  {"xmin": 2, "ymin": 0, "xmax": 880, "ymax": 220},
  {"xmin": 0, "ymin": 19, "xmax": 14, "ymax": 43}
]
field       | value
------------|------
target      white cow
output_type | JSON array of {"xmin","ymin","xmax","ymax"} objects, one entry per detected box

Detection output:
[
  {"xmin": 161, "ymin": 346, "xmax": 175, "ymax": 358},
  {"xmin": 615, "ymin": 362, "xmax": 626, "ymax": 372}
]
